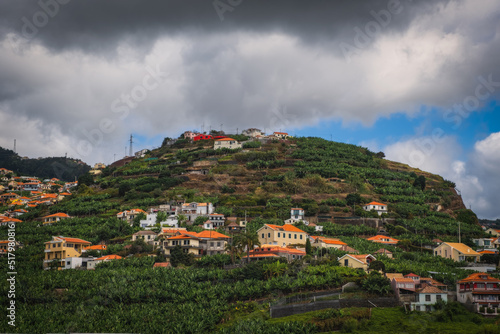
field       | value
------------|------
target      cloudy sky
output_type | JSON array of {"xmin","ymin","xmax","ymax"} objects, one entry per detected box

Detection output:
[{"xmin": 0, "ymin": 0, "xmax": 499, "ymax": 218}]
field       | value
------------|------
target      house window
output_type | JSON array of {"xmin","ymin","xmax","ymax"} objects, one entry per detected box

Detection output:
[
  {"xmin": 416, "ymin": 306, "xmax": 420, "ymax": 311},
  {"xmin": 278, "ymin": 233, "xmax": 280, "ymax": 238},
  {"xmin": 487, "ymin": 284, "xmax": 494, "ymax": 289},
  {"xmin": 210, "ymin": 242, "xmax": 214, "ymax": 247},
  {"xmin": 289, "ymin": 234, "xmax": 291, "ymax": 239},
  {"xmin": 477, "ymin": 283, "xmax": 485, "ymax": 289},
  {"xmin": 261, "ymin": 233, "xmax": 264, "ymax": 238},
  {"xmin": 217, "ymin": 242, "xmax": 221, "ymax": 247},
  {"xmin": 425, "ymin": 295, "xmax": 431, "ymax": 302},
  {"xmin": 53, "ymin": 244, "xmax": 55, "ymax": 248},
  {"xmin": 344, "ymin": 259, "xmax": 349, "ymax": 266},
  {"xmin": 436, "ymin": 295, "xmax": 442, "ymax": 301},
  {"xmin": 294, "ymin": 234, "xmax": 297, "ymax": 239},
  {"xmin": 268, "ymin": 233, "xmax": 271, "ymax": 238},
  {"xmin": 183, "ymin": 240, "xmax": 190, "ymax": 245},
  {"xmin": 300, "ymin": 235, "xmax": 303, "ymax": 240}
]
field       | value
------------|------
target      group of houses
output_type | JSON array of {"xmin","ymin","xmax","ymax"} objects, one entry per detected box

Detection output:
[{"xmin": 178, "ymin": 128, "xmax": 292, "ymax": 151}]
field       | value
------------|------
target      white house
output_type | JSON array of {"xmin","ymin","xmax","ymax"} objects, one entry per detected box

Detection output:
[
  {"xmin": 362, "ymin": 201, "xmax": 388, "ymax": 216},
  {"xmin": 272, "ymin": 132, "xmax": 290, "ymax": 139},
  {"xmin": 284, "ymin": 208, "xmax": 308, "ymax": 224},
  {"xmin": 181, "ymin": 202, "xmax": 214, "ymax": 222},
  {"xmin": 63, "ymin": 256, "xmax": 94, "ymax": 270},
  {"xmin": 411, "ymin": 285, "xmax": 448, "ymax": 311},
  {"xmin": 87, "ymin": 255, "xmax": 122, "ymax": 270},
  {"xmin": 139, "ymin": 213, "xmax": 178, "ymax": 229},
  {"xmin": 242, "ymin": 128, "xmax": 265, "ymax": 137},
  {"xmin": 208, "ymin": 213, "xmax": 225, "ymax": 228},
  {"xmin": 214, "ymin": 138, "xmax": 242, "ymax": 150}
]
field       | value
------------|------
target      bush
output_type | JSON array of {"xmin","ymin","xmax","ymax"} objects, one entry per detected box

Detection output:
[{"xmin": 341, "ymin": 318, "xmax": 358, "ymax": 333}]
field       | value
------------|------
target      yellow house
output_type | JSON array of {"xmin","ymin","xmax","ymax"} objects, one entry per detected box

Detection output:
[
  {"xmin": 163, "ymin": 233, "xmax": 202, "ymax": 257},
  {"xmin": 257, "ymin": 224, "xmax": 308, "ymax": 247},
  {"xmin": 44, "ymin": 236, "xmax": 91, "ymax": 270},
  {"xmin": 485, "ymin": 228, "xmax": 500, "ymax": 237},
  {"xmin": 310, "ymin": 236, "xmax": 347, "ymax": 249},
  {"xmin": 433, "ymin": 242, "xmax": 481, "ymax": 262},
  {"xmin": 338, "ymin": 254, "xmax": 376, "ymax": 271}
]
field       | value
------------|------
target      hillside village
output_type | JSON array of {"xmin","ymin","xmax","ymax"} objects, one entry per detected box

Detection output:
[{"xmin": 1, "ymin": 129, "xmax": 500, "ymax": 332}]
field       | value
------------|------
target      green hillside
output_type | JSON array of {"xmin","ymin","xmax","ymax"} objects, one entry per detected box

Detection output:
[{"xmin": 0, "ymin": 146, "xmax": 90, "ymax": 181}]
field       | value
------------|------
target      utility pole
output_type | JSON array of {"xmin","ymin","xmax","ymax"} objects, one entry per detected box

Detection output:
[
  {"xmin": 13, "ymin": 139, "xmax": 16, "ymax": 154},
  {"xmin": 129, "ymin": 134, "xmax": 133, "ymax": 157},
  {"xmin": 458, "ymin": 221, "xmax": 461, "ymax": 243}
]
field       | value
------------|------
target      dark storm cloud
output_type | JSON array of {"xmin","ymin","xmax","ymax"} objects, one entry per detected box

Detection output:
[{"xmin": 0, "ymin": 0, "xmax": 449, "ymax": 56}]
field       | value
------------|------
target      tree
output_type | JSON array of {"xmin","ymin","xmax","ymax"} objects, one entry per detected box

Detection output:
[
  {"xmin": 237, "ymin": 230, "xmax": 261, "ymax": 263},
  {"xmin": 305, "ymin": 238, "xmax": 312, "ymax": 255},
  {"xmin": 133, "ymin": 213, "xmax": 146, "ymax": 228},
  {"xmin": 156, "ymin": 211, "xmax": 168, "ymax": 225},
  {"xmin": 263, "ymin": 260, "xmax": 288, "ymax": 279},
  {"xmin": 225, "ymin": 234, "xmax": 242, "ymax": 265},
  {"xmin": 193, "ymin": 215, "xmax": 208, "ymax": 226},
  {"xmin": 346, "ymin": 193, "xmax": 363, "ymax": 206},
  {"xmin": 368, "ymin": 260, "xmax": 386, "ymax": 272},
  {"xmin": 177, "ymin": 214, "xmax": 187, "ymax": 227},
  {"xmin": 413, "ymin": 175, "xmax": 426, "ymax": 191},
  {"xmin": 77, "ymin": 173, "xmax": 94, "ymax": 187},
  {"xmin": 362, "ymin": 271, "xmax": 391, "ymax": 295}
]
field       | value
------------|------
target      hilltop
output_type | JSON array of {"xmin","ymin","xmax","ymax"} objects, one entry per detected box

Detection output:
[{"xmin": 0, "ymin": 146, "xmax": 90, "ymax": 181}]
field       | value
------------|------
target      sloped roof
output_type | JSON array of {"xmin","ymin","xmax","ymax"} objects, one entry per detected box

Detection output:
[
  {"xmin": 46, "ymin": 236, "xmax": 90, "ymax": 245},
  {"xmin": 43, "ymin": 213, "xmax": 70, "ymax": 218},
  {"xmin": 386, "ymin": 273, "xmax": 404, "ymax": 280},
  {"xmin": 265, "ymin": 224, "xmax": 306, "ymax": 233},
  {"xmin": 95, "ymin": 254, "xmax": 122, "ymax": 261},
  {"xmin": 153, "ymin": 262, "xmax": 171, "ymax": 268},
  {"xmin": 367, "ymin": 235, "xmax": 399, "ymax": 244},
  {"xmin": 84, "ymin": 245, "xmax": 107, "ymax": 250},
  {"xmin": 393, "ymin": 278, "xmax": 415, "ymax": 283},
  {"xmin": 365, "ymin": 201, "xmax": 387, "ymax": 206},
  {"xmin": 442, "ymin": 243, "xmax": 480, "ymax": 256},
  {"xmin": 340, "ymin": 254, "xmax": 375, "ymax": 265},
  {"xmin": 458, "ymin": 273, "xmax": 500, "ymax": 284},
  {"xmin": 196, "ymin": 230, "xmax": 230, "ymax": 239},
  {"xmin": 417, "ymin": 285, "xmax": 445, "ymax": 294}
]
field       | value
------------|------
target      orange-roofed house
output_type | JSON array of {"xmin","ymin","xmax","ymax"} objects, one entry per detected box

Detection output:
[
  {"xmin": 162, "ymin": 230, "xmax": 231, "ymax": 258},
  {"xmin": 434, "ymin": 242, "xmax": 481, "ymax": 262},
  {"xmin": 310, "ymin": 236, "xmax": 347, "ymax": 249},
  {"xmin": 87, "ymin": 254, "xmax": 123, "ymax": 270},
  {"xmin": 116, "ymin": 208, "xmax": 147, "ymax": 224},
  {"xmin": 272, "ymin": 131, "xmax": 290, "ymax": 139},
  {"xmin": 248, "ymin": 245, "xmax": 306, "ymax": 262},
  {"xmin": 257, "ymin": 224, "xmax": 308, "ymax": 247},
  {"xmin": 338, "ymin": 254, "xmax": 376, "ymax": 272},
  {"xmin": 83, "ymin": 244, "xmax": 107, "ymax": 253},
  {"xmin": 0, "ymin": 240, "xmax": 22, "ymax": 255},
  {"xmin": 411, "ymin": 285, "xmax": 448, "ymax": 312},
  {"xmin": 367, "ymin": 235, "xmax": 399, "ymax": 245},
  {"xmin": 213, "ymin": 137, "xmax": 242, "ymax": 150},
  {"xmin": 362, "ymin": 201, "xmax": 388, "ymax": 216},
  {"xmin": 43, "ymin": 236, "xmax": 91, "ymax": 270},
  {"xmin": 0, "ymin": 218, "xmax": 22, "ymax": 227},
  {"xmin": 457, "ymin": 273, "xmax": 500, "ymax": 310},
  {"xmin": 485, "ymin": 228, "xmax": 500, "ymax": 237},
  {"xmin": 42, "ymin": 213, "xmax": 71, "ymax": 225}
]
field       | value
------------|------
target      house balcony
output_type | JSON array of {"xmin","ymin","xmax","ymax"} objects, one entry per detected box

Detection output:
[{"xmin": 164, "ymin": 245, "xmax": 202, "ymax": 249}]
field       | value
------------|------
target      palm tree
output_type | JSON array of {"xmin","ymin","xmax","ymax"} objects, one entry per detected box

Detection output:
[
  {"xmin": 237, "ymin": 230, "xmax": 261, "ymax": 263},
  {"xmin": 225, "ymin": 234, "xmax": 242, "ymax": 265}
]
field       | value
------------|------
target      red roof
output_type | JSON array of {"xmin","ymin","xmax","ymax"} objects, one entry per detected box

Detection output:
[
  {"xmin": 153, "ymin": 262, "xmax": 171, "ymax": 268},
  {"xmin": 365, "ymin": 201, "xmax": 387, "ymax": 206},
  {"xmin": 43, "ymin": 213, "xmax": 70, "ymax": 218},
  {"xmin": 96, "ymin": 254, "xmax": 122, "ymax": 261},
  {"xmin": 367, "ymin": 235, "xmax": 399, "ymax": 244},
  {"xmin": 46, "ymin": 236, "xmax": 91, "ymax": 245},
  {"xmin": 458, "ymin": 273, "xmax": 500, "ymax": 284}
]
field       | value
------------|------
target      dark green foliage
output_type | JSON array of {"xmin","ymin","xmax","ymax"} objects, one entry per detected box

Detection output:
[
  {"xmin": 456, "ymin": 209, "xmax": 479, "ymax": 226},
  {"xmin": 413, "ymin": 175, "xmax": 426, "ymax": 191},
  {"xmin": 0, "ymin": 146, "xmax": 90, "ymax": 181},
  {"xmin": 77, "ymin": 172, "xmax": 94, "ymax": 187},
  {"xmin": 170, "ymin": 245, "xmax": 195, "ymax": 267},
  {"xmin": 306, "ymin": 238, "xmax": 312, "ymax": 255},
  {"xmin": 242, "ymin": 141, "xmax": 261, "ymax": 149},
  {"xmin": 195, "ymin": 254, "xmax": 232, "ymax": 268},
  {"xmin": 345, "ymin": 193, "xmax": 363, "ymax": 206},
  {"xmin": 368, "ymin": 260, "xmax": 386, "ymax": 272},
  {"xmin": 219, "ymin": 319, "xmax": 316, "ymax": 334},
  {"xmin": 361, "ymin": 271, "xmax": 391, "ymax": 295}
]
